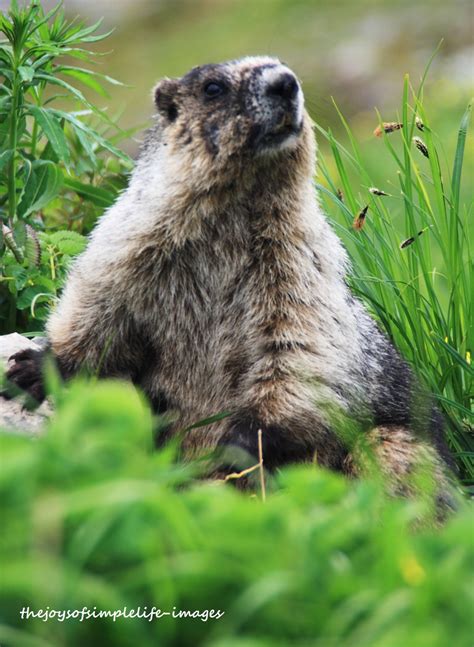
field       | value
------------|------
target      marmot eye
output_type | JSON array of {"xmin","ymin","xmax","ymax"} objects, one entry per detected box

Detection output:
[{"xmin": 204, "ymin": 82, "xmax": 225, "ymax": 98}]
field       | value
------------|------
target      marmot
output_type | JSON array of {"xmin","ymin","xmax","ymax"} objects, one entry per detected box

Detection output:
[{"xmin": 6, "ymin": 56, "xmax": 456, "ymax": 506}]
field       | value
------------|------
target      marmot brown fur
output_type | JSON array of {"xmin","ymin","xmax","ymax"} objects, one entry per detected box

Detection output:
[{"xmin": 6, "ymin": 57, "xmax": 456, "ymax": 508}]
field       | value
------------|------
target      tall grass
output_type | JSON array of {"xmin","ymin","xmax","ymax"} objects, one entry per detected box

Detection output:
[{"xmin": 316, "ymin": 73, "xmax": 473, "ymax": 485}]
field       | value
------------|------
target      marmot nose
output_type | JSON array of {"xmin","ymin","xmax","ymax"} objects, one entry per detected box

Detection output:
[{"xmin": 265, "ymin": 73, "xmax": 299, "ymax": 101}]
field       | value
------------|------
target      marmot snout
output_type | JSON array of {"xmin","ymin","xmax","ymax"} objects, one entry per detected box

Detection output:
[{"xmin": 153, "ymin": 57, "xmax": 307, "ymax": 167}]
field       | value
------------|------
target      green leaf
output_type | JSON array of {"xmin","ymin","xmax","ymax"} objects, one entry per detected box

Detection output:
[
  {"xmin": 432, "ymin": 334, "xmax": 474, "ymax": 376},
  {"xmin": 0, "ymin": 119, "xmax": 10, "ymax": 147},
  {"xmin": 16, "ymin": 285, "xmax": 51, "ymax": 310},
  {"xmin": 17, "ymin": 160, "xmax": 63, "ymax": 217},
  {"xmin": 0, "ymin": 149, "xmax": 13, "ymax": 173},
  {"xmin": 34, "ymin": 73, "xmax": 120, "ymax": 132},
  {"xmin": 57, "ymin": 66, "xmax": 110, "ymax": 97},
  {"xmin": 450, "ymin": 102, "xmax": 471, "ymax": 219},
  {"xmin": 27, "ymin": 106, "xmax": 71, "ymax": 166},
  {"xmin": 52, "ymin": 109, "xmax": 131, "ymax": 163},
  {"xmin": 35, "ymin": 71, "xmax": 93, "ymax": 107},
  {"xmin": 48, "ymin": 230, "xmax": 87, "ymax": 256},
  {"xmin": 8, "ymin": 265, "xmax": 28, "ymax": 290},
  {"xmin": 18, "ymin": 64, "xmax": 34, "ymax": 83},
  {"xmin": 59, "ymin": 16, "xmax": 106, "ymax": 43},
  {"xmin": 13, "ymin": 220, "xmax": 27, "ymax": 248},
  {"xmin": 25, "ymin": 273, "xmax": 57, "ymax": 293},
  {"xmin": 0, "ymin": 46, "xmax": 14, "ymax": 68},
  {"xmin": 39, "ymin": 140, "xmax": 59, "ymax": 163},
  {"xmin": 63, "ymin": 177, "xmax": 116, "ymax": 209},
  {"xmin": 75, "ymin": 126, "xmax": 97, "ymax": 164},
  {"xmin": 0, "ymin": 95, "xmax": 12, "ymax": 114},
  {"xmin": 24, "ymin": 1, "xmax": 62, "ymax": 40},
  {"xmin": 183, "ymin": 411, "xmax": 232, "ymax": 432}
]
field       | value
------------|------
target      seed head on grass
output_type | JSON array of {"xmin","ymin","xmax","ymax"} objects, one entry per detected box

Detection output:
[
  {"xmin": 353, "ymin": 205, "xmax": 369, "ymax": 230},
  {"xmin": 400, "ymin": 227, "xmax": 430, "ymax": 249},
  {"xmin": 373, "ymin": 121, "xmax": 403, "ymax": 137},
  {"xmin": 415, "ymin": 116, "xmax": 425, "ymax": 131},
  {"xmin": 413, "ymin": 136, "xmax": 429, "ymax": 158},
  {"xmin": 369, "ymin": 187, "xmax": 390, "ymax": 196}
]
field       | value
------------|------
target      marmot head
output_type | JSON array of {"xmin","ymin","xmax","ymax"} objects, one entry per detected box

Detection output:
[{"xmin": 152, "ymin": 56, "xmax": 314, "ymax": 188}]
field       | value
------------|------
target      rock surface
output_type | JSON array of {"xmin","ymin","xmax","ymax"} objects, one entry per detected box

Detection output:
[{"xmin": 0, "ymin": 333, "xmax": 52, "ymax": 435}]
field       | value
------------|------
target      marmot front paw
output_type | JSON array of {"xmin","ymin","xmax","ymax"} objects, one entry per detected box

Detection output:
[{"xmin": 4, "ymin": 348, "xmax": 46, "ymax": 403}]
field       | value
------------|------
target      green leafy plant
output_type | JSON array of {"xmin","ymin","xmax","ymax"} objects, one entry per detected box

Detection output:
[
  {"xmin": 316, "ymin": 72, "xmax": 473, "ymax": 484},
  {"xmin": 0, "ymin": 0, "xmax": 132, "ymax": 333},
  {"xmin": 0, "ymin": 378, "xmax": 472, "ymax": 647}
]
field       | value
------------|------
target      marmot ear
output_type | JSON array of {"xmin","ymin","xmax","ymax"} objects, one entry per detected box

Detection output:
[{"xmin": 154, "ymin": 78, "xmax": 180, "ymax": 122}]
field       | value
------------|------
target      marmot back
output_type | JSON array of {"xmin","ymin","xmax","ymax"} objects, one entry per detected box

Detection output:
[{"xmin": 6, "ymin": 57, "xmax": 456, "ymax": 511}]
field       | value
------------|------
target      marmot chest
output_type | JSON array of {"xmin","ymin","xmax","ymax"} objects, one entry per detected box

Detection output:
[{"xmin": 153, "ymin": 229, "xmax": 326, "ymax": 390}]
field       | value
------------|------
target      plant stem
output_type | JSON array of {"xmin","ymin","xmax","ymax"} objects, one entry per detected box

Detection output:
[
  {"xmin": 2, "ymin": 224, "xmax": 24, "ymax": 263},
  {"xmin": 7, "ymin": 55, "xmax": 21, "ymax": 227},
  {"xmin": 30, "ymin": 85, "xmax": 43, "ymax": 156},
  {"xmin": 7, "ymin": 85, "xmax": 19, "ymax": 225}
]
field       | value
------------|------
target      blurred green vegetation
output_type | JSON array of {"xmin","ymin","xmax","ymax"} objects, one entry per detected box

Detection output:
[
  {"xmin": 1, "ymin": 378, "xmax": 473, "ymax": 647},
  {"xmin": 86, "ymin": 0, "xmax": 473, "ymax": 146},
  {"xmin": 64, "ymin": 0, "xmax": 474, "ymax": 210}
]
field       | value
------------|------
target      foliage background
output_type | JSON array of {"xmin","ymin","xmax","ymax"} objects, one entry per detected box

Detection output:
[
  {"xmin": 0, "ymin": 379, "xmax": 473, "ymax": 647},
  {"xmin": 19, "ymin": 0, "xmax": 472, "ymax": 146}
]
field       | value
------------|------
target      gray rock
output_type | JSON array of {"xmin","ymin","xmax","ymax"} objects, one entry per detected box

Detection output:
[
  {"xmin": 0, "ymin": 333, "xmax": 51, "ymax": 435},
  {"xmin": 0, "ymin": 332, "xmax": 45, "ymax": 362}
]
